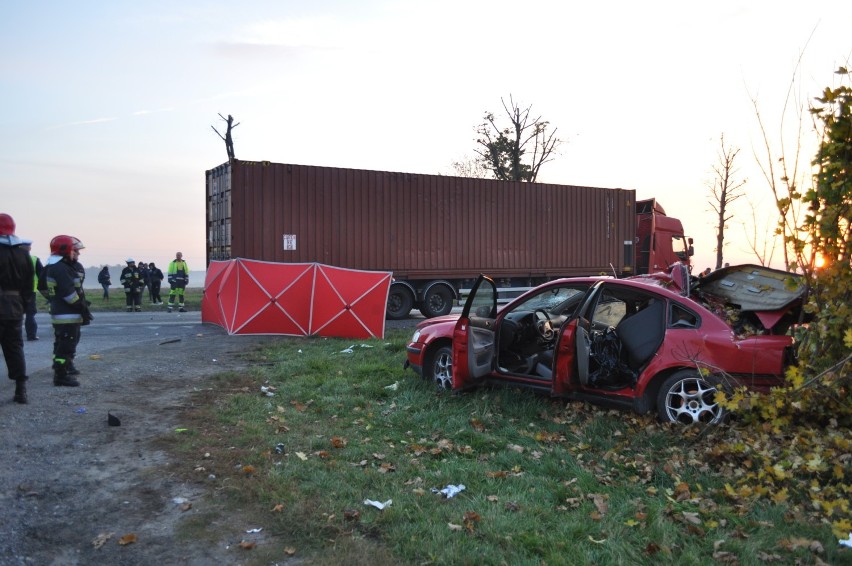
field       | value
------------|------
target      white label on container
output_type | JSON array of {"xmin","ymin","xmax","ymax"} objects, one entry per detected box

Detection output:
[{"xmin": 282, "ymin": 234, "xmax": 297, "ymax": 251}]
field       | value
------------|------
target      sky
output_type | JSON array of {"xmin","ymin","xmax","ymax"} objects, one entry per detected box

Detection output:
[{"xmin": 2, "ymin": 1, "xmax": 850, "ymax": 273}]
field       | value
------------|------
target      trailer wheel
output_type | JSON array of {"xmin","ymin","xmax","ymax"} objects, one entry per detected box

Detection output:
[
  {"xmin": 420, "ymin": 284, "xmax": 454, "ymax": 318},
  {"xmin": 386, "ymin": 285, "xmax": 414, "ymax": 320}
]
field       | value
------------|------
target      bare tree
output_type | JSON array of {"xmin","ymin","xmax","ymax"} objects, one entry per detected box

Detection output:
[
  {"xmin": 474, "ymin": 95, "xmax": 561, "ymax": 182},
  {"xmin": 707, "ymin": 134, "xmax": 747, "ymax": 269},
  {"xmin": 448, "ymin": 155, "xmax": 492, "ymax": 179},
  {"xmin": 211, "ymin": 113, "xmax": 240, "ymax": 161},
  {"xmin": 741, "ymin": 197, "xmax": 778, "ymax": 266}
]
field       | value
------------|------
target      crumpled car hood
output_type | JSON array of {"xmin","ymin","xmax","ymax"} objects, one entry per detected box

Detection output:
[{"xmin": 694, "ymin": 264, "xmax": 805, "ymax": 311}]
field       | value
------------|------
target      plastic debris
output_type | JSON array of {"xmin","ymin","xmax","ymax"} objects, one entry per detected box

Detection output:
[
  {"xmin": 431, "ymin": 484, "xmax": 466, "ymax": 498},
  {"xmin": 363, "ymin": 499, "xmax": 392, "ymax": 510},
  {"xmin": 76, "ymin": 407, "xmax": 87, "ymax": 414},
  {"xmin": 274, "ymin": 443, "xmax": 286, "ymax": 454},
  {"xmin": 246, "ymin": 527, "xmax": 263, "ymax": 534},
  {"xmin": 260, "ymin": 386, "xmax": 275, "ymax": 397},
  {"xmin": 384, "ymin": 381, "xmax": 399, "ymax": 391},
  {"xmin": 840, "ymin": 533, "xmax": 852, "ymax": 548},
  {"xmin": 339, "ymin": 346, "xmax": 355, "ymax": 354}
]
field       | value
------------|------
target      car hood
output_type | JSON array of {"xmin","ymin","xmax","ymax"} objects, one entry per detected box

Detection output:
[
  {"xmin": 415, "ymin": 313, "xmax": 461, "ymax": 330},
  {"xmin": 694, "ymin": 264, "xmax": 805, "ymax": 311}
]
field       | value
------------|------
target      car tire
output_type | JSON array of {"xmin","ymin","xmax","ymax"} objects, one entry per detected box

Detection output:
[
  {"xmin": 426, "ymin": 345, "xmax": 453, "ymax": 390},
  {"xmin": 419, "ymin": 285, "xmax": 453, "ymax": 318},
  {"xmin": 656, "ymin": 369, "xmax": 726, "ymax": 425}
]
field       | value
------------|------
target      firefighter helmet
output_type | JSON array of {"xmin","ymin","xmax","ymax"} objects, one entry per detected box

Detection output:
[
  {"xmin": 0, "ymin": 213, "xmax": 15, "ymax": 236},
  {"xmin": 50, "ymin": 235, "xmax": 85, "ymax": 257}
]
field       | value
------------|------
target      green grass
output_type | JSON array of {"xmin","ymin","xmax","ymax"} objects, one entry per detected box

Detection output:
[
  {"xmin": 40, "ymin": 287, "xmax": 206, "ymax": 312},
  {"xmin": 161, "ymin": 330, "xmax": 848, "ymax": 565}
]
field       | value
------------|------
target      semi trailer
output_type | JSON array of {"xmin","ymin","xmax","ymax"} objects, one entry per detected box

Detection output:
[{"xmin": 206, "ymin": 159, "xmax": 693, "ymax": 319}]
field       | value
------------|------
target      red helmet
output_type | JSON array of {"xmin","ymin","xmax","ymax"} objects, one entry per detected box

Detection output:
[
  {"xmin": 50, "ymin": 235, "xmax": 85, "ymax": 257},
  {"xmin": 0, "ymin": 213, "xmax": 15, "ymax": 236}
]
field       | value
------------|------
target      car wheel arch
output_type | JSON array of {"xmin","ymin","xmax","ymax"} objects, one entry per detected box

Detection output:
[{"xmin": 424, "ymin": 338, "xmax": 454, "ymax": 388}]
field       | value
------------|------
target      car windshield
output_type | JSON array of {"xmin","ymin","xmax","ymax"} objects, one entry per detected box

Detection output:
[{"xmin": 513, "ymin": 286, "xmax": 587, "ymax": 316}]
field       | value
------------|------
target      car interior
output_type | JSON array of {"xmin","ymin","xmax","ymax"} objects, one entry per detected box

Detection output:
[{"xmin": 496, "ymin": 283, "xmax": 671, "ymax": 389}]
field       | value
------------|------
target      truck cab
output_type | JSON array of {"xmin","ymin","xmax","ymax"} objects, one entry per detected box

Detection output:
[{"xmin": 634, "ymin": 199, "xmax": 693, "ymax": 275}]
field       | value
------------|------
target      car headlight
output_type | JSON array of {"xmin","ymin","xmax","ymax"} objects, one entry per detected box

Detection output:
[{"xmin": 411, "ymin": 330, "xmax": 421, "ymax": 342}]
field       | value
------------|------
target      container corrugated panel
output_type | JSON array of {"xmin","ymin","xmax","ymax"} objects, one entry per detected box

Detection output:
[{"xmin": 207, "ymin": 160, "xmax": 636, "ymax": 277}]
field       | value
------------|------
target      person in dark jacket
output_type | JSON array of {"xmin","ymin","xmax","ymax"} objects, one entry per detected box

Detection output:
[
  {"xmin": 18, "ymin": 239, "xmax": 43, "ymax": 341},
  {"xmin": 148, "ymin": 262, "xmax": 164, "ymax": 305},
  {"xmin": 40, "ymin": 234, "xmax": 91, "ymax": 387},
  {"xmin": 0, "ymin": 213, "xmax": 35, "ymax": 403},
  {"xmin": 97, "ymin": 266, "xmax": 111, "ymax": 300},
  {"xmin": 120, "ymin": 258, "xmax": 145, "ymax": 312}
]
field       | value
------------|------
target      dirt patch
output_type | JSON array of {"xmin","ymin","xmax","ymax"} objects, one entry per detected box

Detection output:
[{"xmin": 0, "ymin": 327, "xmax": 279, "ymax": 565}]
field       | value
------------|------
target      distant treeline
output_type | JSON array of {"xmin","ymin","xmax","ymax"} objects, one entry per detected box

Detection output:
[{"xmin": 79, "ymin": 264, "xmax": 206, "ymax": 289}]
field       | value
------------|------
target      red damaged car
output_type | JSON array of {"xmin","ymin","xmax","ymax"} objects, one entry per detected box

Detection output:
[{"xmin": 405, "ymin": 264, "xmax": 805, "ymax": 424}]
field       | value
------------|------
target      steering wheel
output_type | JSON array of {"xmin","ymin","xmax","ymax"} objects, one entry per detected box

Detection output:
[{"xmin": 534, "ymin": 309, "xmax": 555, "ymax": 341}]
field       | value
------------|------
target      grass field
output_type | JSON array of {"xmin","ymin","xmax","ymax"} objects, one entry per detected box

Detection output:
[
  {"xmin": 37, "ymin": 287, "xmax": 206, "ymax": 313},
  {"xmin": 158, "ymin": 330, "xmax": 847, "ymax": 565}
]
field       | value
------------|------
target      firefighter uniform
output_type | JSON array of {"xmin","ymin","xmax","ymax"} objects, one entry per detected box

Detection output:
[
  {"xmin": 120, "ymin": 259, "xmax": 145, "ymax": 312},
  {"xmin": 40, "ymin": 235, "xmax": 91, "ymax": 386},
  {"xmin": 0, "ymin": 213, "xmax": 34, "ymax": 403}
]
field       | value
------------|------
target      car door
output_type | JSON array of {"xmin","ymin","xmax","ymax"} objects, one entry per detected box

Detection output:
[
  {"xmin": 451, "ymin": 275, "xmax": 497, "ymax": 389},
  {"xmin": 552, "ymin": 282, "xmax": 604, "ymax": 395}
]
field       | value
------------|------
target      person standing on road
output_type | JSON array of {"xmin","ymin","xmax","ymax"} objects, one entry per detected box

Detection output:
[
  {"xmin": 0, "ymin": 213, "xmax": 35, "ymax": 404},
  {"xmin": 40, "ymin": 235, "xmax": 91, "ymax": 387},
  {"xmin": 98, "ymin": 265, "xmax": 111, "ymax": 301},
  {"xmin": 148, "ymin": 262, "xmax": 164, "ymax": 305},
  {"xmin": 167, "ymin": 251, "xmax": 189, "ymax": 313},
  {"xmin": 18, "ymin": 239, "xmax": 43, "ymax": 341},
  {"xmin": 120, "ymin": 258, "xmax": 144, "ymax": 312}
]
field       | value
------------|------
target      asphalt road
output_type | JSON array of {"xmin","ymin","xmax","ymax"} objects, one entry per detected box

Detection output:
[{"xmin": 21, "ymin": 309, "xmax": 425, "ymax": 377}]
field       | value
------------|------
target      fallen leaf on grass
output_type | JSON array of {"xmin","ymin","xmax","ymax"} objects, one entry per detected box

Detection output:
[
  {"xmin": 242, "ymin": 465, "xmax": 255, "ymax": 475},
  {"xmin": 284, "ymin": 546, "xmax": 296, "ymax": 556},
  {"xmin": 507, "ymin": 444, "xmax": 524, "ymax": 453},
  {"xmin": 448, "ymin": 523, "xmax": 463, "ymax": 531},
  {"xmin": 681, "ymin": 511, "xmax": 701, "ymax": 525},
  {"xmin": 469, "ymin": 418, "xmax": 486, "ymax": 432},
  {"xmin": 378, "ymin": 462, "xmax": 396, "ymax": 473},
  {"xmin": 344, "ymin": 509, "xmax": 361, "ymax": 521},
  {"xmin": 590, "ymin": 494, "xmax": 609, "ymax": 515},
  {"xmin": 331, "ymin": 436, "xmax": 347, "ymax": 448},
  {"xmin": 587, "ymin": 535, "xmax": 607, "ymax": 544},
  {"xmin": 92, "ymin": 532, "xmax": 113, "ymax": 549},
  {"xmin": 239, "ymin": 540, "xmax": 256, "ymax": 550},
  {"xmin": 179, "ymin": 502, "xmax": 192, "ymax": 511},
  {"xmin": 88, "ymin": 354, "xmax": 102, "ymax": 360},
  {"xmin": 295, "ymin": 452, "xmax": 308, "ymax": 461},
  {"xmin": 118, "ymin": 533, "xmax": 137, "ymax": 546}
]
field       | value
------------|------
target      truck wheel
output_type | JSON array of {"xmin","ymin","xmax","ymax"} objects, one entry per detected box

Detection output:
[
  {"xmin": 419, "ymin": 285, "xmax": 453, "ymax": 318},
  {"xmin": 386, "ymin": 285, "xmax": 414, "ymax": 320}
]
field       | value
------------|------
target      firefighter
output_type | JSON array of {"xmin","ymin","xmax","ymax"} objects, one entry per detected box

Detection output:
[
  {"xmin": 120, "ymin": 258, "xmax": 144, "ymax": 312},
  {"xmin": 40, "ymin": 235, "xmax": 92, "ymax": 387},
  {"xmin": 18, "ymin": 239, "xmax": 43, "ymax": 341},
  {"xmin": 166, "ymin": 251, "xmax": 189, "ymax": 312},
  {"xmin": 0, "ymin": 213, "xmax": 34, "ymax": 403}
]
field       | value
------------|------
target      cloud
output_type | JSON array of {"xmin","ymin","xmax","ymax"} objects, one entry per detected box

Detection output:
[
  {"xmin": 47, "ymin": 116, "xmax": 117, "ymax": 130},
  {"xmin": 133, "ymin": 108, "xmax": 175, "ymax": 116}
]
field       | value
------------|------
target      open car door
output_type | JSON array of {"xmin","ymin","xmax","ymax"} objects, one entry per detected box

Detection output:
[
  {"xmin": 552, "ymin": 281, "xmax": 604, "ymax": 394},
  {"xmin": 451, "ymin": 275, "xmax": 497, "ymax": 390}
]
